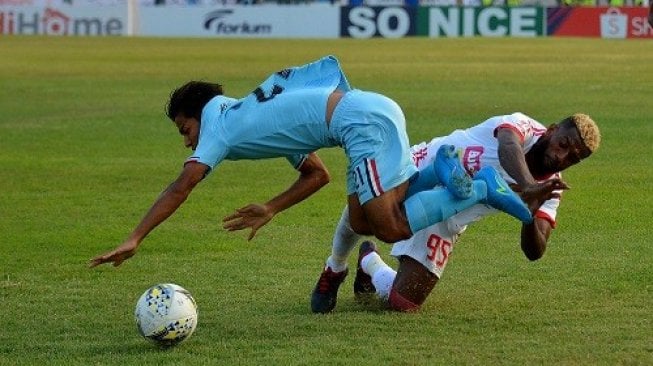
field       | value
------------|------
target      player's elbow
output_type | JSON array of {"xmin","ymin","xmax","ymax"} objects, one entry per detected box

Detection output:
[
  {"xmin": 372, "ymin": 222, "xmax": 412, "ymax": 244},
  {"xmin": 521, "ymin": 241, "xmax": 546, "ymax": 261},
  {"xmin": 524, "ymin": 249, "xmax": 544, "ymax": 261},
  {"xmin": 316, "ymin": 169, "xmax": 331, "ymax": 188},
  {"xmin": 303, "ymin": 165, "xmax": 330, "ymax": 189}
]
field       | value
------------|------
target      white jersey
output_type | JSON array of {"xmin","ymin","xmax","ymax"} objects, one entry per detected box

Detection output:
[{"xmin": 391, "ymin": 112, "xmax": 562, "ymax": 277}]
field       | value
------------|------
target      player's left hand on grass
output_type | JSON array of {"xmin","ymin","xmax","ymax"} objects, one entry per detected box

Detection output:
[
  {"xmin": 222, "ymin": 203, "xmax": 274, "ymax": 241},
  {"xmin": 89, "ymin": 239, "xmax": 138, "ymax": 268}
]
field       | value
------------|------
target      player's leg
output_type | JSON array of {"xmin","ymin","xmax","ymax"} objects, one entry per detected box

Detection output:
[
  {"xmin": 342, "ymin": 123, "xmax": 529, "ymax": 241},
  {"xmin": 326, "ymin": 206, "xmax": 361, "ymax": 273},
  {"xmin": 347, "ymin": 193, "xmax": 373, "ymax": 236},
  {"xmin": 356, "ymin": 169, "xmax": 532, "ymax": 244},
  {"xmin": 335, "ymin": 90, "xmax": 530, "ymax": 242},
  {"xmin": 332, "ymin": 90, "xmax": 459, "ymax": 241},
  {"xmin": 407, "ymin": 144, "xmax": 473, "ymax": 199},
  {"xmin": 355, "ymin": 242, "xmax": 438, "ymax": 312},
  {"xmin": 473, "ymin": 166, "xmax": 533, "ymax": 223},
  {"xmin": 407, "ymin": 146, "xmax": 532, "ymax": 224},
  {"xmin": 358, "ymin": 217, "xmax": 459, "ymax": 311},
  {"xmin": 389, "ymin": 256, "xmax": 438, "ymax": 311},
  {"xmin": 348, "ymin": 153, "xmax": 486, "ymax": 243},
  {"xmin": 403, "ymin": 166, "xmax": 535, "ymax": 233},
  {"xmin": 353, "ymin": 240, "xmax": 381, "ymax": 299},
  {"xmin": 401, "ymin": 180, "xmax": 487, "ymax": 237},
  {"xmin": 350, "ymin": 174, "xmax": 475, "ymax": 243},
  {"xmin": 311, "ymin": 206, "xmax": 361, "ymax": 314},
  {"xmin": 356, "ymin": 182, "xmax": 414, "ymax": 243}
]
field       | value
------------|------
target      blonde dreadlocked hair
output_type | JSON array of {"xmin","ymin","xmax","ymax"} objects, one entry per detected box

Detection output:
[{"xmin": 570, "ymin": 114, "xmax": 600, "ymax": 153}]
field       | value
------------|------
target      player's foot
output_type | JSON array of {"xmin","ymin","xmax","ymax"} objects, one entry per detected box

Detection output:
[
  {"xmin": 354, "ymin": 241, "xmax": 378, "ymax": 299},
  {"xmin": 311, "ymin": 266, "xmax": 348, "ymax": 314},
  {"xmin": 435, "ymin": 145, "xmax": 473, "ymax": 199},
  {"xmin": 474, "ymin": 166, "xmax": 533, "ymax": 224}
]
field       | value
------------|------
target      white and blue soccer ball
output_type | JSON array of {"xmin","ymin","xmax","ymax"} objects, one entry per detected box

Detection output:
[{"xmin": 134, "ymin": 283, "xmax": 198, "ymax": 347}]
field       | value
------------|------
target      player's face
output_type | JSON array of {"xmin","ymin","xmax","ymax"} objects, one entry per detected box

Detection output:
[
  {"xmin": 538, "ymin": 124, "xmax": 589, "ymax": 174},
  {"xmin": 174, "ymin": 114, "xmax": 200, "ymax": 151}
]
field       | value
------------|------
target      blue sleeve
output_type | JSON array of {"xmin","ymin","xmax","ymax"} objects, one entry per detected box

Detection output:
[
  {"xmin": 186, "ymin": 132, "xmax": 227, "ymax": 174},
  {"xmin": 286, "ymin": 154, "xmax": 308, "ymax": 170},
  {"xmin": 185, "ymin": 97, "xmax": 231, "ymax": 173}
]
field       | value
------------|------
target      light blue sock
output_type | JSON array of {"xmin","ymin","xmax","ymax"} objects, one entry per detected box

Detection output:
[
  {"xmin": 404, "ymin": 181, "xmax": 487, "ymax": 234},
  {"xmin": 406, "ymin": 163, "xmax": 440, "ymax": 197}
]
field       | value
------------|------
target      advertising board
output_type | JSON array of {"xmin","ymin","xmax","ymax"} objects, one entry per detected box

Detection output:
[
  {"xmin": 548, "ymin": 7, "xmax": 652, "ymax": 38},
  {"xmin": 139, "ymin": 4, "xmax": 339, "ymax": 38}
]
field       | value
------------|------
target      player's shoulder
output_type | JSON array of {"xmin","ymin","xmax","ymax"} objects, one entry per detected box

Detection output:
[
  {"xmin": 510, "ymin": 112, "xmax": 546, "ymax": 128},
  {"xmin": 491, "ymin": 112, "xmax": 547, "ymax": 138},
  {"xmin": 203, "ymin": 95, "xmax": 237, "ymax": 118}
]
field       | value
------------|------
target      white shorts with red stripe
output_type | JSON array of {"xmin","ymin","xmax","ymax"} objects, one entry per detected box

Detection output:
[{"xmin": 390, "ymin": 204, "xmax": 494, "ymax": 277}]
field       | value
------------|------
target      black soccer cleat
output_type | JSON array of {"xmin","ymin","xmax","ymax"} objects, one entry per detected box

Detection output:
[
  {"xmin": 354, "ymin": 241, "xmax": 378, "ymax": 299},
  {"xmin": 311, "ymin": 266, "xmax": 348, "ymax": 314}
]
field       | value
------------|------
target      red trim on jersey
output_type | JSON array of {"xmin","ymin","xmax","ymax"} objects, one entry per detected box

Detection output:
[
  {"xmin": 412, "ymin": 147, "xmax": 428, "ymax": 168},
  {"xmin": 494, "ymin": 124, "xmax": 525, "ymax": 144},
  {"xmin": 532, "ymin": 127, "xmax": 547, "ymax": 136},
  {"xmin": 535, "ymin": 210, "xmax": 556, "ymax": 228}
]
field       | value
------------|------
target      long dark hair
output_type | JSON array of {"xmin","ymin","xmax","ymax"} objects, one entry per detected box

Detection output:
[{"xmin": 166, "ymin": 81, "xmax": 224, "ymax": 121}]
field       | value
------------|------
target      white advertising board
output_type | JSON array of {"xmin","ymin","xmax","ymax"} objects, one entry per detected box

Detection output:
[
  {"xmin": 139, "ymin": 4, "xmax": 340, "ymax": 38},
  {"xmin": 0, "ymin": 5, "xmax": 126, "ymax": 35}
]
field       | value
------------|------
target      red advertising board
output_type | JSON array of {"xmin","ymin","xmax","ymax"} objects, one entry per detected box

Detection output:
[{"xmin": 548, "ymin": 7, "xmax": 652, "ymax": 39}]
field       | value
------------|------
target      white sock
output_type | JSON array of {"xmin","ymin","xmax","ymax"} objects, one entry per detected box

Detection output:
[
  {"xmin": 360, "ymin": 252, "xmax": 386, "ymax": 276},
  {"xmin": 326, "ymin": 206, "xmax": 361, "ymax": 273},
  {"xmin": 372, "ymin": 266, "xmax": 396, "ymax": 300},
  {"xmin": 361, "ymin": 252, "xmax": 396, "ymax": 300}
]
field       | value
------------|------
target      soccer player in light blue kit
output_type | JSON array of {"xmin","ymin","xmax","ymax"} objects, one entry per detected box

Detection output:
[{"xmin": 90, "ymin": 55, "xmax": 532, "ymax": 269}]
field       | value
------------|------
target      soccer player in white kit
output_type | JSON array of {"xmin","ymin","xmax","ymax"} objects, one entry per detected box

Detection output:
[{"xmin": 311, "ymin": 112, "xmax": 601, "ymax": 313}]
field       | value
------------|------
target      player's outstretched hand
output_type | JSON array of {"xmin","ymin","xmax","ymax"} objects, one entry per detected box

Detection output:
[
  {"xmin": 223, "ymin": 203, "xmax": 274, "ymax": 241},
  {"xmin": 517, "ymin": 179, "xmax": 569, "ymax": 212},
  {"xmin": 89, "ymin": 240, "xmax": 138, "ymax": 268}
]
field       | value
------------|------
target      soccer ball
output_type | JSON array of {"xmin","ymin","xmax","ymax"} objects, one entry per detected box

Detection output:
[{"xmin": 134, "ymin": 283, "xmax": 198, "ymax": 347}]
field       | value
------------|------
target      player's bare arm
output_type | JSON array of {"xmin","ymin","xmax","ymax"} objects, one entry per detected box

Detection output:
[
  {"xmin": 89, "ymin": 161, "xmax": 208, "ymax": 268},
  {"xmin": 496, "ymin": 128, "xmax": 538, "ymax": 187},
  {"xmin": 496, "ymin": 128, "xmax": 565, "ymax": 260},
  {"xmin": 496, "ymin": 129, "xmax": 568, "ymax": 204},
  {"xmin": 222, "ymin": 152, "xmax": 330, "ymax": 240},
  {"xmin": 520, "ymin": 217, "xmax": 553, "ymax": 260}
]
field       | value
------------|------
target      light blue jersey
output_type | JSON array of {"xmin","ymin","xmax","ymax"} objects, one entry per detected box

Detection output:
[
  {"xmin": 187, "ymin": 55, "xmax": 351, "ymax": 171},
  {"xmin": 187, "ymin": 55, "xmax": 416, "ymax": 205}
]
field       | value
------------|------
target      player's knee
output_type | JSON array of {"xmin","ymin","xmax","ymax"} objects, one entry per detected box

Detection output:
[
  {"xmin": 373, "ymin": 225, "xmax": 411, "ymax": 243},
  {"xmin": 349, "ymin": 216, "xmax": 373, "ymax": 236},
  {"xmin": 388, "ymin": 288, "xmax": 421, "ymax": 313},
  {"xmin": 350, "ymin": 214, "xmax": 411, "ymax": 242},
  {"xmin": 522, "ymin": 244, "xmax": 545, "ymax": 261},
  {"xmin": 351, "ymin": 220, "xmax": 402, "ymax": 241}
]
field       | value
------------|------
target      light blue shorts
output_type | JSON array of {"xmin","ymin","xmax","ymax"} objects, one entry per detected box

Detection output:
[{"xmin": 329, "ymin": 90, "xmax": 417, "ymax": 205}]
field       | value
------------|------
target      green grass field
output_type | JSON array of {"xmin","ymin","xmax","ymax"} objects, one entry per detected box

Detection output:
[{"xmin": 1, "ymin": 36, "xmax": 651, "ymax": 365}]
